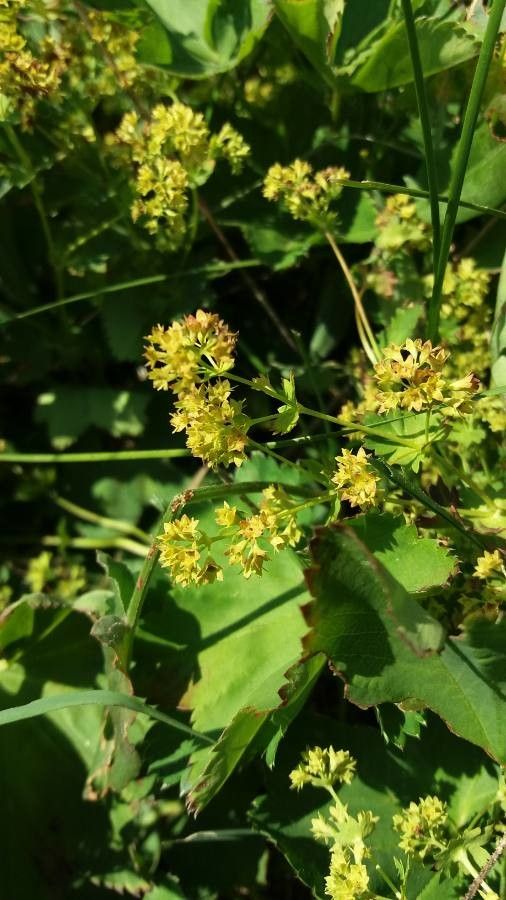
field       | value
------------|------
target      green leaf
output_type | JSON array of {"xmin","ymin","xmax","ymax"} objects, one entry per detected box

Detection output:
[
  {"xmin": 349, "ymin": 512, "xmax": 456, "ymax": 593},
  {"xmin": 35, "ymin": 388, "xmax": 149, "ymax": 449},
  {"xmin": 186, "ymin": 655, "xmax": 324, "ymax": 812},
  {"xmin": 272, "ymin": 0, "xmax": 344, "ymax": 84},
  {"xmin": 491, "ymin": 246, "xmax": 506, "ymax": 388},
  {"xmin": 304, "ymin": 525, "xmax": 506, "ymax": 762},
  {"xmin": 362, "ymin": 410, "xmax": 447, "ymax": 470},
  {"xmin": 240, "ymin": 215, "xmax": 321, "ymax": 271},
  {"xmin": 351, "ymin": 17, "xmax": 479, "ymax": 92},
  {"xmin": 0, "ymin": 598, "xmax": 34, "ymax": 652},
  {"xmin": 142, "ymin": 0, "xmax": 271, "ymax": 77},
  {"xmin": 273, "ymin": 371, "xmax": 300, "ymax": 434}
]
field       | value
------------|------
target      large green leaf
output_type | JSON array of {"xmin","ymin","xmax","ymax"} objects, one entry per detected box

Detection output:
[
  {"xmin": 349, "ymin": 512, "xmax": 456, "ymax": 593},
  {"xmin": 304, "ymin": 526, "xmax": 506, "ymax": 762},
  {"xmin": 250, "ymin": 713, "xmax": 494, "ymax": 898},
  {"xmin": 142, "ymin": 0, "xmax": 271, "ymax": 77},
  {"xmin": 351, "ymin": 17, "xmax": 479, "ymax": 92}
]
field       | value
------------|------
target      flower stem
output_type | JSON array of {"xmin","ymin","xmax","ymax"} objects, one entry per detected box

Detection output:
[{"xmin": 325, "ymin": 231, "xmax": 380, "ymax": 362}]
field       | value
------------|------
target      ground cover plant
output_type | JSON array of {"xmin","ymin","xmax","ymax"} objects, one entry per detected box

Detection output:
[{"xmin": 0, "ymin": 0, "xmax": 506, "ymax": 897}]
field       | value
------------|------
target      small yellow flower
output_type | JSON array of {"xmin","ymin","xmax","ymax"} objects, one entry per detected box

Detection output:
[
  {"xmin": 225, "ymin": 486, "xmax": 302, "ymax": 578},
  {"xmin": 375, "ymin": 193, "xmax": 430, "ymax": 251},
  {"xmin": 215, "ymin": 501, "xmax": 238, "ymax": 527},
  {"xmin": 331, "ymin": 447, "xmax": 379, "ymax": 511},
  {"xmin": 325, "ymin": 846, "xmax": 370, "ymax": 900},
  {"xmin": 171, "ymin": 380, "xmax": 249, "ymax": 469},
  {"xmin": 157, "ymin": 515, "xmax": 223, "ymax": 587},
  {"xmin": 393, "ymin": 795, "xmax": 448, "ymax": 859},
  {"xmin": 144, "ymin": 310, "xmax": 237, "ymax": 394},
  {"xmin": 210, "ymin": 122, "xmax": 250, "ymax": 174},
  {"xmin": 263, "ymin": 159, "xmax": 349, "ymax": 227},
  {"xmin": 372, "ymin": 338, "xmax": 478, "ymax": 415},
  {"xmin": 474, "ymin": 549, "xmax": 503, "ymax": 580},
  {"xmin": 289, "ymin": 746, "xmax": 356, "ymax": 791}
]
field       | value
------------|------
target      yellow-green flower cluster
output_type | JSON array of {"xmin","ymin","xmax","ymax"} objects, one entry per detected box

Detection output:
[
  {"xmin": 0, "ymin": 0, "xmax": 66, "ymax": 123},
  {"xmin": 222, "ymin": 485, "xmax": 302, "ymax": 578},
  {"xmin": 373, "ymin": 339, "xmax": 479, "ymax": 415},
  {"xmin": 144, "ymin": 310, "xmax": 248, "ymax": 469},
  {"xmin": 476, "ymin": 394, "xmax": 506, "ymax": 434},
  {"xmin": 158, "ymin": 486, "xmax": 303, "ymax": 586},
  {"xmin": 473, "ymin": 549, "xmax": 503, "ymax": 580},
  {"xmin": 290, "ymin": 748, "xmax": 378, "ymax": 900},
  {"xmin": 331, "ymin": 447, "xmax": 380, "ymax": 511},
  {"xmin": 157, "ymin": 515, "xmax": 222, "ymax": 588},
  {"xmin": 209, "ymin": 122, "xmax": 250, "ymax": 174},
  {"xmin": 425, "ymin": 259, "xmax": 492, "ymax": 378},
  {"xmin": 263, "ymin": 159, "xmax": 350, "ymax": 227},
  {"xmin": 112, "ymin": 102, "xmax": 249, "ymax": 244},
  {"xmin": 144, "ymin": 310, "xmax": 237, "ymax": 395},
  {"xmin": 393, "ymin": 795, "xmax": 448, "ymax": 859},
  {"xmin": 324, "ymin": 846, "xmax": 370, "ymax": 900},
  {"xmin": 375, "ymin": 193, "xmax": 430, "ymax": 252},
  {"xmin": 171, "ymin": 380, "xmax": 249, "ymax": 469},
  {"xmin": 289, "ymin": 746, "xmax": 356, "ymax": 791},
  {"xmin": 25, "ymin": 551, "xmax": 87, "ymax": 600}
]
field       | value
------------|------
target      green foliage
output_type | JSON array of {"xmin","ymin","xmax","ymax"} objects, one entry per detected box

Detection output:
[{"xmin": 0, "ymin": 0, "xmax": 505, "ymax": 896}]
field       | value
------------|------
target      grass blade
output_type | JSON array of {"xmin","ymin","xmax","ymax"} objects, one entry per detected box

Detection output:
[
  {"xmin": 427, "ymin": 0, "xmax": 506, "ymax": 342},
  {"xmin": 401, "ymin": 0, "xmax": 441, "ymax": 266},
  {"xmin": 0, "ymin": 689, "xmax": 214, "ymax": 743},
  {"xmin": 0, "ymin": 260, "xmax": 261, "ymax": 327},
  {"xmin": 338, "ymin": 179, "xmax": 506, "ymax": 220}
]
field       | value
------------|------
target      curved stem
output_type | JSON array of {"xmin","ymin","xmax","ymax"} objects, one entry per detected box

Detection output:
[
  {"xmin": 325, "ymin": 231, "xmax": 380, "ymax": 362},
  {"xmin": 54, "ymin": 495, "xmax": 151, "ymax": 543}
]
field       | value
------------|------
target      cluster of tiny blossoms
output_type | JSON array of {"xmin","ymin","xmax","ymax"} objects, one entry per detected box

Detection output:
[
  {"xmin": 373, "ymin": 339, "xmax": 479, "ymax": 415},
  {"xmin": 110, "ymin": 102, "xmax": 249, "ymax": 246},
  {"xmin": 425, "ymin": 259, "xmax": 493, "ymax": 380},
  {"xmin": 263, "ymin": 159, "xmax": 350, "ymax": 228},
  {"xmin": 290, "ymin": 747, "xmax": 378, "ymax": 900},
  {"xmin": 0, "ymin": 0, "xmax": 67, "ymax": 124},
  {"xmin": 144, "ymin": 310, "xmax": 237, "ymax": 395},
  {"xmin": 331, "ymin": 448, "xmax": 380, "ymax": 511},
  {"xmin": 393, "ymin": 796, "xmax": 448, "ymax": 859},
  {"xmin": 375, "ymin": 193, "xmax": 431, "ymax": 252},
  {"xmin": 158, "ymin": 487, "xmax": 302, "ymax": 587},
  {"xmin": 144, "ymin": 310, "xmax": 249, "ymax": 470}
]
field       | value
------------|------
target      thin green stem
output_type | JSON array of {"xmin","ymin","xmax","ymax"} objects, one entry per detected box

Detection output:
[
  {"xmin": 401, "ymin": 0, "xmax": 440, "ymax": 266},
  {"xmin": 325, "ymin": 231, "xmax": 380, "ymax": 362},
  {"xmin": 37, "ymin": 535, "xmax": 148, "ymax": 556},
  {"xmin": 0, "ymin": 448, "xmax": 190, "ymax": 464},
  {"xmin": 54, "ymin": 495, "xmax": 151, "ymax": 543},
  {"xmin": 428, "ymin": 0, "xmax": 506, "ymax": 342},
  {"xmin": 0, "ymin": 261, "xmax": 262, "ymax": 326}
]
